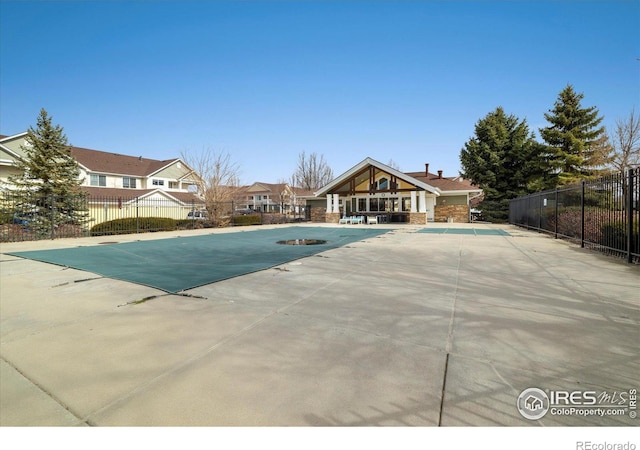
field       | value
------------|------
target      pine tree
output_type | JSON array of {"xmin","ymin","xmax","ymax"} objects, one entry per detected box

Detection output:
[
  {"xmin": 8, "ymin": 108, "xmax": 88, "ymax": 236},
  {"xmin": 460, "ymin": 107, "xmax": 546, "ymax": 222},
  {"xmin": 539, "ymin": 84, "xmax": 611, "ymax": 185}
]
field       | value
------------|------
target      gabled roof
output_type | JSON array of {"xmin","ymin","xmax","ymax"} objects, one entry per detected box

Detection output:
[
  {"xmin": 0, "ymin": 132, "xmax": 193, "ymax": 179},
  {"xmin": 315, "ymin": 157, "xmax": 440, "ymax": 197},
  {"xmin": 0, "ymin": 132, "xmax": 27, "ymax": 142},
  {"xmin": 246, "ymin": 182, "xmax": 290, "ymax": 194},
  {"xmin": 70, "ymin": 146, "xmax": 180, "ymax": 177},
  {"xmin": 405, "ymin": 171, "xmax": 482, "ymax": 193}
]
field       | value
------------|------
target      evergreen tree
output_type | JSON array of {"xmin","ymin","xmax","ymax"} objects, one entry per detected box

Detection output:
[
  {"xmin": 460, "ymin": 107, "xmax": 546, "ymax": 222},
  {"xmin": 8, "ymin": 108, "xmax": 88, "ymax": 236},
  {"xmin": 539, "ymin": 84, "xmax": 611, "ymax": 185}
]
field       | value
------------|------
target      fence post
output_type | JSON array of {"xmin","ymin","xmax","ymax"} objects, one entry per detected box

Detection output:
[
  {"xmin": 538, "ymin": 192, "xmax": 542, "ymax": 230},
  {"xmin": 554, "ymin": 188, "xmax": 558, "ymax": 239},
  {"xmin": 628, "ymin": 169, "xmax": 634, "ymax": 264},
  {"xmin": 50, "ymin": 193, "xmax": 56, "ymax": 240},
  {"xmin": 136, "ymin": 197, "xmax": 140, "ymax": 234},
  {"xmin": 191, "ymin": 200, "xmax": 195, "ymax": 229},
  {"xmin": 581, "ymin": 181, "xmax": 585, "ymax": 248}
]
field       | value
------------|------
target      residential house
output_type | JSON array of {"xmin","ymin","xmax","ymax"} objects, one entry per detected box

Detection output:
[
  {"xmin": 314, "ymin": 157, "xmax": 482, "ymax": 224},
  {"xmin": 0, "ymin": 132, "xmax": 204, "ymax": 225},
  {"xmin": 234, "ymin": 182, "xmax": 313, "ymax": 216}
]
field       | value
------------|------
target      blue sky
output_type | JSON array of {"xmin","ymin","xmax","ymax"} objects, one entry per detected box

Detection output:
[{"xmin": 1, "ymin": 0, "xmax": 638, "ymax": 185}]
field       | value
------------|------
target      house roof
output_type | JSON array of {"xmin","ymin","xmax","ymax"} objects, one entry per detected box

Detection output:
[
  {"xmin": 405, "ymin": 171, "xmax": 482, "ymax": 193},
  {"xmin": 81, "ymin": 186, "xmax": 203, "ymax": 205},
  {"xmin": 315, "ymin": 157, "xmax": 440, "ymax": 197},
  {"xmin": 246, "ymin": 182, "xmax": 290, "ymax": 193},
  {"xmin": 237, "ymin": 182, "xmax": 314, "ymax": 198},
  {"xmin": 0, "ymin": 132, "xmax": 195, "ymax": 179},
  {"xmin": 291, "ymin": 186, "xmax": 315, "ymax": 197},
  {"xmin": 70, "ymin": 146, "xmax": 180, "ymax": 177}
]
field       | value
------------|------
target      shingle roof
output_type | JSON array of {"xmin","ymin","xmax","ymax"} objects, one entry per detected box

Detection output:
[
  {"xmin": 71, "ymin": 146, "xmax": 178, "ymax": 177},
  {"xmin": 404, "ymin": 171, "xmax": 481, "ymax": 192},
  {"xmin": 291, "ymin": 186, "xmax": 315, "ymax": 197}
]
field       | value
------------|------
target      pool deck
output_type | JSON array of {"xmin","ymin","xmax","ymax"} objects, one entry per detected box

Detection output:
[{"xmin": 1, "ymin": 223, "xmax": 638, "ymax": 427}]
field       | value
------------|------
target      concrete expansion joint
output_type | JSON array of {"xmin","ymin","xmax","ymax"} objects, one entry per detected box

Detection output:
[{"xmin": 1, "ymin": 354, "xmax": 87, "ymax": 426}]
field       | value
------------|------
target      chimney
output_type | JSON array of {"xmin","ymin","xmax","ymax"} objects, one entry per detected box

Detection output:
[
  {"xmin": 438, "ymin": 170, "xmax": 443, "ymax": 179},
  {"xmin": 425, "ymin": 163, "xmax": 429, "ymax": 177}
]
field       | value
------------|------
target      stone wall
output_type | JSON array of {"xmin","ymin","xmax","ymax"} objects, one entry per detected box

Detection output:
[
  {"xmin": 325, "ymin": 212, "xmax": 340, "ymax": 223},
  {"xmin": 409, "ymin": 212, "xmax": 427, "ymax": 225},
  {"xmin": 434, "ymin": 205, "xmax": 470, "ymax": 223},
  {"xmin": 310, "ymin": 206, "xmax": 326, "ymax": 222}
]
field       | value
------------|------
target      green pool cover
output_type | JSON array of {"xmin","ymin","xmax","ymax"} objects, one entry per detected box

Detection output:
[
  {"xmin": 417, "ymin": 228, "xmax": 511, "ymax": 236},
  {"xmin": 8, "ymin": 227, "xmax": 391, "ymax": 293}
]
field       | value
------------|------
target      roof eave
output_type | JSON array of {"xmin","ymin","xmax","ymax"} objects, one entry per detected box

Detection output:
[{"xmin": 314, "ymin": 157, "xmax": 440, "ymax": 197}]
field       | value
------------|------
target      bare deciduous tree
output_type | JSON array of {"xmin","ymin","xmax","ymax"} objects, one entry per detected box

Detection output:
[
  {"xmin": 386, "ymin": 159, "xmax": 401, "ymax": 171},
  {"xmin": 610, "ymin": 109, "xmax": 640, "ymax": 173},
  {"xmin": 293, "ymin": 151, "xmax": 333, "ymax": 191},
  {"xmin": 181, "ymin": 148, "xmax": 241, "ymax": 223}
]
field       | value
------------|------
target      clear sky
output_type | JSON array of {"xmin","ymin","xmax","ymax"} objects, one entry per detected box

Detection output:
[{"xmin": 1, "ymin": 0, "xmax": 638, "ymax": 185}]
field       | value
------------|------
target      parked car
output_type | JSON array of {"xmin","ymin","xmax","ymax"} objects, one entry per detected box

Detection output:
[
  {"xmin": 234, "ymin": 209, "xmax": 254, "ymax": 215},
  {"xmin": 12, "ymin": 212, "xmax": 43, "ymax": 227},
  {"xmin": 187, "ymin": 210, "xmax": 209, "ymax": 220}
]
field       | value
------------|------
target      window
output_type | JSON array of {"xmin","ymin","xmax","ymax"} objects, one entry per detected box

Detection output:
[
  {"xmin": 90, "ymin": 174, "xmax": 106, "ymax": 187},
  {"xmin": 402, "ymin": 197, "xmax": 411, "ymax": 212},
  {"xmin": 168, "ymin": 181, "xmax": 178, "ymax": 189},
  {"xmin": 152, "ymin": 179, "xmax": 164, "ymax": 186},
  {"xmin": 358, "ymin": 198, "xmax": 366, "ymax": 212},
  {"xmin": 370, "ymin": 198, "xmax": 379, "ymax": 212},
  {"xmin": 378, "ymin": 177, "xmax": 389, "ymax": 190},
  {"xmin": 123, "ymin": 177, "xmax": 137, "ymax": 188}
]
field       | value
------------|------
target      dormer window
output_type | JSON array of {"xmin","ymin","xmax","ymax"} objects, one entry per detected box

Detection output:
[
  {"xmin": 123, "ymin": 177, "xmax": 137, "ymax": 188},
  {"xmin": 90, "ymin": 174, "xmax": 106, "ymax": 187}
]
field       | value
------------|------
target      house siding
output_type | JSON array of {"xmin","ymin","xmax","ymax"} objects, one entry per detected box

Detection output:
[
  {"xmin": 1, "ymin": 137, "xmax": 28, "ymax": 158},
  {"xmin": 152, "ymin": 162, "xmax": 191, "ymax": 180},
  {"xmin": 436, "ymin": 194, "xmax": 467, "ymax": 206}
]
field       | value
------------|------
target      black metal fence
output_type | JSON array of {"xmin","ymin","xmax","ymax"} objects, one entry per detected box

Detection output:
[
  {"xmin": 0, "ymin": 192, "xmax": 310, "ymax": 242},
  {"xmin": 509, "ymin": 168, "xmax": 640, "ymax": 263}
]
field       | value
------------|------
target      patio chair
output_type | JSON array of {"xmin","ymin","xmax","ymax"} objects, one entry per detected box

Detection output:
[{"xmin": 368, "ymin": 215, "xmax": 378, "ymax": 224}]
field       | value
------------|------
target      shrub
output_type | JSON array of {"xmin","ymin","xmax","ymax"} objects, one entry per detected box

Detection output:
[
  {"xmin": 90, "ymin": 217, "xmax": 178, "ymax": 236},
  {"xmin": 600, "ymin": 221, "xmax": 639, "ymax": 252},
  {"xmin": 233, "ymin": 214, "xmax": 262, "ymax": 226},
  {"xmin": 175, "ymin": 219, "xmax": 217, "ymax": 230}
]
